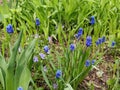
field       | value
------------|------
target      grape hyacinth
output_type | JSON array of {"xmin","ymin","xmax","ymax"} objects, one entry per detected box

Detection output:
[
  {"xmin": 86, "ymin": 36, "xmax": 92, "ymax": 47},
  {"xmin": 6, "ymin": 24, "xmax": 14, "ymax": 34},
  {"xmin": 56, "ymin": 70, "xmax": 62, "ymax": 78},
  {"xmin": 111, "ymin": 41, "xmax": 116, "ymax": 47},
  {"xmin": 90, "ymin": 16, "xmax": 95, "ymax": 25},
  {"xmin": 98, "ymin": 38, "xmax": 102, "ymax": 44},
  {"xmin": 70, "ymin": 44, "xmax": 75, "ymax": 51},
  {"xmin": 96, "ymin": 40, "xmax": 99, "ymax": 46},
  {"xmin": 91, "ymin": 60, "xmax": 96, "ymax": 65},
  {"xmin": 85, "ymin": 60, "xmax": 90, "ymax": 67},
  {"xmin": 44, "ymin": 46, "xmax": 49, "ymax": 53},
  {"xmin": 96, "ymin": 36, "xmax": 105, "ymax": 46},
  {"xmin": 101, "ymin": 36, "xmax": 105, "ymax": 43},
  {"xmin": 75, "ymin": 28, "xmax": 83, "ymax": 39},
  {"xmin": 36, "ymin": 18, "xmax": 40, "ymax": 26},
  {"xmin": 17, "ymin": 86, "xmax": 23, "ymax": 90}
]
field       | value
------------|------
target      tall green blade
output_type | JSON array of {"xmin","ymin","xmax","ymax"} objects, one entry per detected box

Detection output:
[{"xmin": 6, "ymin": 31, "xmax": 23, "ymax": 90}]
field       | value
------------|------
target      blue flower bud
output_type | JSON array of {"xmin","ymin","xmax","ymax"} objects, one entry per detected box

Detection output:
[
  {"xmin": 6, "ymin": 24, "xmax": 14, "ymax": 34},
  {"xmin": 78, "ymin": 28, "xmax": 83, "ymax": 36},
  {"xmin": 75, "ymin": 28, "xmax": 83, "ymax": 39},
  {"xmin": 85, "ymin": 60, "xmax": 90, "ymax": 67},
  {"xmin": 90, "ymin": 16, "xmax": 95, "ymax": 25},
  {"xmin": 98, "ymin": 38, "xmax": 102, "ymax": 44},
  {"xmin": 91, "ymin": 60, "xmax": 96, "ymax": 65},
  {"xmin": 75, "ymin": 34, "xmax": 79, "ymax": 38},
  {"xmin": 96, "ymin": 40, "xmax": 99, "ymax": 46},
  {"xmin": 36, "ymin": 18, "xmax": 40, "ymax": 26},
  {"xmin": 56, "ymin": 70, "xmax": 62, "ymax": 78},
  {"xmin": 111, "ymin": 41, "xmax": 116, "ymax": 47},
  {"xmin": 70, "ymin": 44, "xmax": 75, "ymax": 51},
  {"xmin": 101, "ymin": 36, "xmax": 105, "ymax": 43},
  {"xmin": 86, "ymin": 36, "xmax": 92, "ymax": 47},
  {"xmin": 44, "ymin": 46, "xmax": 49, "ymax": 53}
]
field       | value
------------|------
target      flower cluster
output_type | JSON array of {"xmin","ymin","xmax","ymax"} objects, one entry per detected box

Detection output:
[
  {"xmin": 6, "ymin": 24, "xmax": 14, "ymax": 34},
  {"xmin": 85, "ymin": 60, "xmax": 96, "ymax": 67},
  {"xmin": 86, "ymin": 36, "xmax": 92, "ymax": 47},
  {"xmin": 75, "ymin": 28, "xmax": 83, "ymax": 39},
  {"xmin": 33, "ymin": 46, "xmax": 49, "ymax": 63},
  {"xmin": 96, "ymin": 36, "xmax": 105, "ymax": 46}
]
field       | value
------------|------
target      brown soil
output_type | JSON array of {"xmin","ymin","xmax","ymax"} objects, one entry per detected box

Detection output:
[{"xmin": 79, "ymin": 54, "xmax": 116, "ymax": 90}]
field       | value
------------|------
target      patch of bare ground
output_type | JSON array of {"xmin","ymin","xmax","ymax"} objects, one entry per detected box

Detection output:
[{"xmin": 79, "ymin": 53, "xmax": 116, "ymax": 90}]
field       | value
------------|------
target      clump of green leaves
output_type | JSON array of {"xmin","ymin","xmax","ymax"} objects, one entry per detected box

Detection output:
[{"xmin": 0, "ymin": 31, "xmax": 36, "ymax": 90}]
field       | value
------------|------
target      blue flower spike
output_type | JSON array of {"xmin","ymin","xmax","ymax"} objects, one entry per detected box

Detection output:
[
  {"xmin": 91, "ymin": 60, "xmax": 96, "ymax": 65},
  {"xmin": 70, "ymin": 44, "xmax": 75, "ymax": 51},
  {"xmin": 86, "ymin": 36, "xmax": 92, "ymax": 47},
  {"xmin": 6, "ymin": 24, "xmax": 14, "ymax": 34},
  {"xmin": 96, "ymin": 36, "xmax": 105, "ymax": 46},
  {"xmin": 56, "ymin": 70, "xmax": 62, "ymax": 79},
  {"xmin": 90, "ymin": 16, "xmax": 95, "ymax": 25},
  {"xmin": 78, "ymin": 28, "xmax": 83, "ymax": 36},
  {"xmin": 36, "ymin": 18, "xmax": 40, "ymax": 26},
  {"xmin": 44, "ymin": 46, "xmax": 49, "ymax": 53},
  {"xmin": 111, "ymin": 41, "xmax": 116, "ymax": 47},
  {"xmin": 98, "ymin": 38, "xmax": 102, "ymax": 44},
  {"xmin": 101, "ymin": 36, "xmax": 105, "ymax": 43},
  {"xmin": 85, "ymin": 60, "xmax": 90, "ymax": 67},
  {"xmin": 96, "ymin": 40, "xmax": 99, "ymax": 46},
  {"xmin": 75, "ymin": 28, "xmax": 83, "ymax": 39}
]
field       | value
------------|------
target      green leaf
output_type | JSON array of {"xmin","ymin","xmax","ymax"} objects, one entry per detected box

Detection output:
[
  {"xmin": 14, "ymin": 39, "xmax": 36, "ymax": 89},
  {"xmin": 0, "ymin": 53, "xmax": 7, "ymax": 72},
  {"xmin": 19, "ymin": 66, "xmax": 32, "ymax": 90},
  {"xmin": 6, "ymin": 31, "xmax": 23, "ymax": 90},
  {"xmin": 18, "ymin": 39, "xmax": 36, "ymax": 65},
  {"xmin": 0, "ymin": 68, "xmax": 5, "ymax": 89}
]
